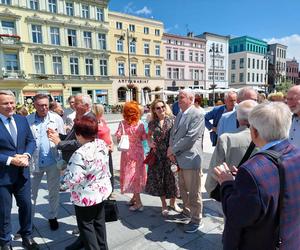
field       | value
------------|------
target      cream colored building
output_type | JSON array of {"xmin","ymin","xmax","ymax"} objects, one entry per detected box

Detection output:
[
  {"xmin": 108, "ymin": 11, "xmax": 164, "ymax": 104},
  {"xmin": 0, "ymin": 0, "xmax": 111, "ymax": 106}
]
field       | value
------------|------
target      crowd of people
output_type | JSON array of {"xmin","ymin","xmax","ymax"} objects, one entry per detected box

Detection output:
[{"xmin": 0, "ymin": 85, "xmax": 300, "ymax": 250}]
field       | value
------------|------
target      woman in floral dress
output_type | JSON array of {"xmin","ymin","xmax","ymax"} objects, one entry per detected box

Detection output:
[
  {"xmin": 115, "ymin": 101, "xmax": 147, "ymax": 211},
  {"xmin": 145, "ymin": 99, "xmax": 181, "ymax": 216}
]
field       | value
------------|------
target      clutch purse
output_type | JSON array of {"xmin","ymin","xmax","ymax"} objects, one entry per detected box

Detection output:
[
  {"xmin": 143, "ymin": 149, "xmax": 157, "ymax": 166},
  {"xmin": 104, "ymin": 199, "xmax": 119, "ymax": 222}
]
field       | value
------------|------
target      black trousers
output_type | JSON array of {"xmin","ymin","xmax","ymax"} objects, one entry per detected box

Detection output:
[
  {"xmin": 75, "ymin": 203, "xmax": 108, "ymax": 250},
  {"xmin": 109, "ymin": 151, "xmax": 114, "ymax": 191}
]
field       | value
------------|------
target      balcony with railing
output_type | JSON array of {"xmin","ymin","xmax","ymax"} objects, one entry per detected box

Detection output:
[
  {"xmin": 0, "ymin": 33, "xmax": 21, "ymax": 46},
  {"xmin": 1, "ymin": 69, "xmax": 25, "ymax": 79}
]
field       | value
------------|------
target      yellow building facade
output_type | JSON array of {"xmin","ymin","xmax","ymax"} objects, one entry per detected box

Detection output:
[
  {"xmin": 108, "ymin": 11, "xmax": 165, "ymax": 104},
  {"xmin": 0, "ymin": 0, "xmax": 111, "ymax": 106}
]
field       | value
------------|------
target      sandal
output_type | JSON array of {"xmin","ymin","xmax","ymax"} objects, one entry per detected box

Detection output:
[
  {"xmin": 126, "ymin": 198, "xmax": 135, "ymax": 206},
  {"xmin": 161, "ymin": 209, "xmax": 169, "ymax": 217},
  {"xmin": 129, "ymin": 204, "xmax": 144, "ymax": 212},
  {"xmin": 169, "ymin": 204, "xmax": 183, "ymax": 213}
]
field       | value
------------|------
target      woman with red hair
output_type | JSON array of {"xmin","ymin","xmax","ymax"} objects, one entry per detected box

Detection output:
[{"xmin": 115, "ymin": 101, "xmax": 147, "ymax": 211}]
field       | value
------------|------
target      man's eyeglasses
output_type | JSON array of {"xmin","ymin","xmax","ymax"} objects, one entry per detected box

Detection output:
[{"xmin": 155, "ymin": 105, "xmax": 165, "ymax": 111}]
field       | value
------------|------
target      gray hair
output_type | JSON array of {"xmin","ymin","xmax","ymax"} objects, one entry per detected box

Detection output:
[
  {"xmin": 76, "ymin": 93, "xmax": 92, "ymax": 110},
  {"xmin": 236, "ymin": 100, "xmax": 257, "ymax": 122},
  {"xmin": 237, "ymin": 87, "xmax": 258, "ymax": 102},
  {"xmin": 0, "ymin": 90, "xmax": 15, "ymax": 98},
  {"xmin": 249, "ymin": 102, "xmax": 291, "ymax": 142},
  {"xmin": 179, "ymin": 88, "xmax": 195, "ymax": 102},
  {"xmin": 224, "ymin": 91, "xmax": 237, "ymax": 99}
]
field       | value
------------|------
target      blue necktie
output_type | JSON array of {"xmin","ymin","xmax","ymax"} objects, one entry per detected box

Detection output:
[{"xmin": 7, "ymin": 117, "xmax": 17, "ymax": 146}]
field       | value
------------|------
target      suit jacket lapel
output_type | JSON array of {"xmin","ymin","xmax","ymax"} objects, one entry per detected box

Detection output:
[
  {"xmin": 174, "ymin": 112, "xmax": 182, "ymax": 134},
  {"xmin": 0, "ymin": 117, "xmax": 16, "ymax": 147}
]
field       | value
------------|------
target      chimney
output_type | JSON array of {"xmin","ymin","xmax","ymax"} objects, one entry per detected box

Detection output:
[{"xmin": 187, "ymin": 32, "xmax": 194, "ymax": 37}]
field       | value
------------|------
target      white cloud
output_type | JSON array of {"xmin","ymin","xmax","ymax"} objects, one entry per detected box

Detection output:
[
  {"xmin": 264, "ymin": 34, "xmax": 300, "ymax": 62},
  {"xmin": 135, "ymin": 6, "xmax": 152, "ymax": 16},
  {"xmin": 165, "ymin": 24, "xmax": 179, "ymax": 33},
  {"xmin": 123, "ymin": 2, "xmax": 135, "ymax": 14}
]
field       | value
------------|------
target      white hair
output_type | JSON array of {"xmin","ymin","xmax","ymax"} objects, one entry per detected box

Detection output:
[
  {"xmin": 237, "ymin": 87, "xmax": 258, "ymax": 102},
  {"xmin": 236, "ymin": 100, "xmax": 257, "ymax": 122},
  {"xmin": 76, "ymin": 93, "xmax": 92, "ymax": 110},
  {"xmin": 249, "ymin": 102, "xmax": 291, "ymax": 142},
  {"xmin": 179, "ymin": 88, "xmax": 195, "ymax": 102},
  {"xmin": 224, "ymin": 91, "xmax": 237, "ymax": 100},
  {"xmin": 0, "ymin": 90, "xmax": 15, "ymax": 98}
]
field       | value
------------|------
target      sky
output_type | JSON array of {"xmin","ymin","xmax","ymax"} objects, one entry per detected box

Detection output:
[{"xmin": 109, "ymin": 0, "xmax": 300, "ymax": 62}]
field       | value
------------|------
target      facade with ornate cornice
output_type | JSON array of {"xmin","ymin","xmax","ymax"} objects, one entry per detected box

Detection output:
[
  {"xmin": 108, "ymin": 11, "xmax": 164, "ymax": 104},
  {"xmin": 0, "ymin": 0, "xmax": 111, "ymax": 105}
]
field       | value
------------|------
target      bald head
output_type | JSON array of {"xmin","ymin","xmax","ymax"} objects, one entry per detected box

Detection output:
[
  {"xmin": 287, "ymin": 85, "xmax": 300, "ymax": 116},
  {"xmin": 237, "ymin": 87, "xmax": 258, "ymax": 103}
]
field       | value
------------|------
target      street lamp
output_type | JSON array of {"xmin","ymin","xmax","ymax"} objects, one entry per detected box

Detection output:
[
  {"xmin": 264, "ymin": 54, "xmax": 270, "ymax": 95},
  {"xmin": 120, "ymin": 29, "xmax": 136, "ymax": 101},
  {"xmin": 209, "ymin": 43, "xmax": 219, "ymax": 106}
]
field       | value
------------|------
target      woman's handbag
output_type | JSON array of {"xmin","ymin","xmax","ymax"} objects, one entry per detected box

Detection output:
[
  {"xmin": 104, "ymin": 199, "xmax": 119, "ymax": 222},
  {"xmin": 143, "ymin": 149, "xmax": 157, "ymax": 166},
  {"xmin": 117, "ymin": 122, "xmax": 129, "ymax": 152}
]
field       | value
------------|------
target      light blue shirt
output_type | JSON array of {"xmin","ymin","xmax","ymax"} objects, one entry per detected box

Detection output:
[
  {"xmin": 34, "ymin": 114, "xmax": 56, "ymax": 168},
  {"xmin": 289, "ymin": 116, "xmax": 300, "ymax": 148},
  {"xmin": 217, "ymin": 110, "xmax": 239, "ymax": 137},
  {"xmin": 259, "ymin": 140, "xmax": 283, "ymax": 152}
]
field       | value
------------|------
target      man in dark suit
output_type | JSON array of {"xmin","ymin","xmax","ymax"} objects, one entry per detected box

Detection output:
[
  {"xmin": 0, "ymin": 90, "xmax": 38, "ymax": 250},
  {"xmin": 205, "ymin": 91, "xmax": 237, "ymax": 146},
  {"xmin": 214, "ymin": 102, "xmax": 300, "ymax": 250},
  {"xmin": 48, "ymin": 93, "xmax": 94, "ymax": 250}
]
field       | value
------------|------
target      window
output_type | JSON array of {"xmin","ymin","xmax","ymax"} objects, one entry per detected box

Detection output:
[
  {"xmin": 247, "ymin": 73, "xmax": 250, "ymax": 82},
  {"xmin": 231, "ymin": 59, "xmax": 236, "ymax": 70},
  {"xmin": 34, "ymin": 55, "xmax": 45, "ymax": 74},
  {"xmin": 66, "ymin": 2, "xmax": 74, "ymax": 16},
  {"xmin": 180, "ymin": 68, "xmax": 184, "ymax": 79},
  {"xmin": 4, "ymin": 54, "xmax": 18, "ymax": 71},
  {"xmin": 180, "ymin": 51, "xmax": 184, "ymax": 61},
  {"xmin": 30, "ymin": 0, "xmax": 39, "ymax": 10},
  {"xmin": 82, "ymin": 4, "xmax": 89, "ymax": 18},
  {"xmin": 50, "ymin": 27, "xmax": 60, "ymax": 45},
  {"xmin": 144, "ymin": 27, "xmax": 149, "ymax": 34},
  {"xmin": 252, "ymin": 73, "xmax": 255, "ymax": 82},
  {"xmin": 239, "ymin": 73, "xmax": 244, "ymax": 82},
  {"xmin": 85, "ymin": 58, "xmax": 93, "ymax": 75},
  {"xmin": 129, "ymin": 41, "xmax": 136, "ymax": 54},
  {"xmin": 116, "ymin": 22, "xmax": 122, "ymax": 30},
  {"xmin": 99, "ymin": 59, "xmax": 107, "ymax": 76},
  {"xmin": 129, "ymin": 24, "xmax": 135, "ymax": 32},
  {"xmin": 1, "ymin": 0, "xmax": 11, "ymax": 5},
  {"xmin": 194, "ymin": 69, "xmax": 199, "ymax": 80},
  {"xmin": 98, "ymin": 34, "xmax": 106, "ymax": 50},
  {"xmin": 1, "ymin": 21, "xmax": 15, "ymax": 35},
  {"xmin": 231, "ymin": 73, "xmax": 235, "ymax": 83},
  {"xmin": 261, "ymin": 74, "xmax": 263, "ymax": 82},
  {"xmin": 144, "ymin": 43, "xmax": 149, "ymax": 55},
  {"xmin": 252, "ymin": 58, "xmax": 255, "ymax": 69},
  {"xmin": 173, "ymin": 68, "xmax": 179, "ymax": 79},
  {"xmin": 83, "ymin": 31, "xmax": 92, "ymax": 49},
  {"xmin": 155, "ymin": 29, "xmax": 160, "ymax": 36},
  {"xmin": 130, "ymin": 63, "xmax": 137, "ymax": 76},
  {"xmin": 173, "ymin": 50, "xmax": 178, "ymax": 60},
  {"xmin": 118, "ymin": 87, "xmax": 127, "ymax": 102},
  {"xmin": 155, "ymin": 65, "xmax": 161, "ymax": 76},
  {"xmin": 96, "ymin": 7, "xmax": 104, "ymax": 21},
  {"xmin": 257, "ymin": 59, "xmax": 259, "ymax": 69},
  {"xmin": 189, "ymin": 51, "xmax": 193, "ymax": 61},
  {"xmin": 48, "ymin": 0, "xmax": 57, "ymax": 13},
  {"xmin": 144, "ymin": 64, "xmax": 150, "ymax": 77},
  {"xmin": 155, "ymin": 45, "xmax": 160, "ymax": 56},
  {"xmin": 195, "ymin": 52, "xmax": 199, "ymax": 62},
  {"xmin": 240, "ymin": 58, "xmax": 244, "ymax": 69},
  {"xmin": 117, "ymin": 39, "xmax": 123, "ymax": 52},
  {"xmin": 256, "ymin": 73, "xmax": 259, "ymax": 82},
  {"xmin": 167, "ymin": 49, "xmax": 171, "ymax": 60},
  {"xmin": 67, "ymin": 29, "xmax": 77, "ymax": 46},
  {"xmin": 118, "ymin": 62, "xmax": 125, "ymax": 76},
  {"xmin": 53, "ymin": 56, "xmax": 62, "ymax": 75},
  {"xmin": 32, "ymin": 25, "xmax": 42, "ymax": 43},
  {"xmin": 220, "ymin": 44, "xmax": 223, "ymax": 52},
  {"xmin": 70, "ymin": 57, "xmax": 79, "ymax": 75},
  {"xmin": 248, "ymin": 58, "xmax": 250, "ymax": 68},
  {"xmin": 261, "ymin": 60, "xmax": 264, "ymax": 70},
  {"xmin": 167, "ymin": 68, "xmax": 172, "ymax": 79}
]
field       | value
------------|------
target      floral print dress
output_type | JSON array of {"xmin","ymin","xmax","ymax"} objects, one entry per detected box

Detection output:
[
  {"xmin": 64, "ymin": 139, "xmax": 112, "ymax": 207},
  {"xmin": 115, "ymin": 121, "xmax": 147, "ymax": 194},
  {"xmin": 145, "ymin": 116, "xmax": 179, "ymax": 198}
]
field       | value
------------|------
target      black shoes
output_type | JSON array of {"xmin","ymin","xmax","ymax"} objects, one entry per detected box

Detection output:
[
  {"xmin": 1, "ymin": 244, "xmax": 13, "ymax": 250},
  {"xmin": 48, "ymin": 218, "xmax": 59, "ymax": 231},
  {"xmin": 22, "ymin": 237, "xmax": 39, "ymax": 250},
  {"xmin": 65, "ymin": 237, "xmax": 84, "ymax": 250}
]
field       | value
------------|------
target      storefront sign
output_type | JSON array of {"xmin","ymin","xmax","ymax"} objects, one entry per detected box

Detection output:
[{"xmin": 118, "ymin": 79, "xmax": 149, "ymax": 84}]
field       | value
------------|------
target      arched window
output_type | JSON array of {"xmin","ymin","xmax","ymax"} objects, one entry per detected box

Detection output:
[{"xmin": 117, "ymin": 87, "xmax": 127, "ymax": 102}]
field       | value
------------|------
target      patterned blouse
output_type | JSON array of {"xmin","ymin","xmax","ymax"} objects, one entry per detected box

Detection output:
[{"xmin": 64, "ymin": 139, "xmax": 112, "ymax": 207}]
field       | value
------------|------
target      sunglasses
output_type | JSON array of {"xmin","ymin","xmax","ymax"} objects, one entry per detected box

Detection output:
[{"xmin": 155, "ymin": 105, "xmax": 165, "ymax": 111}]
